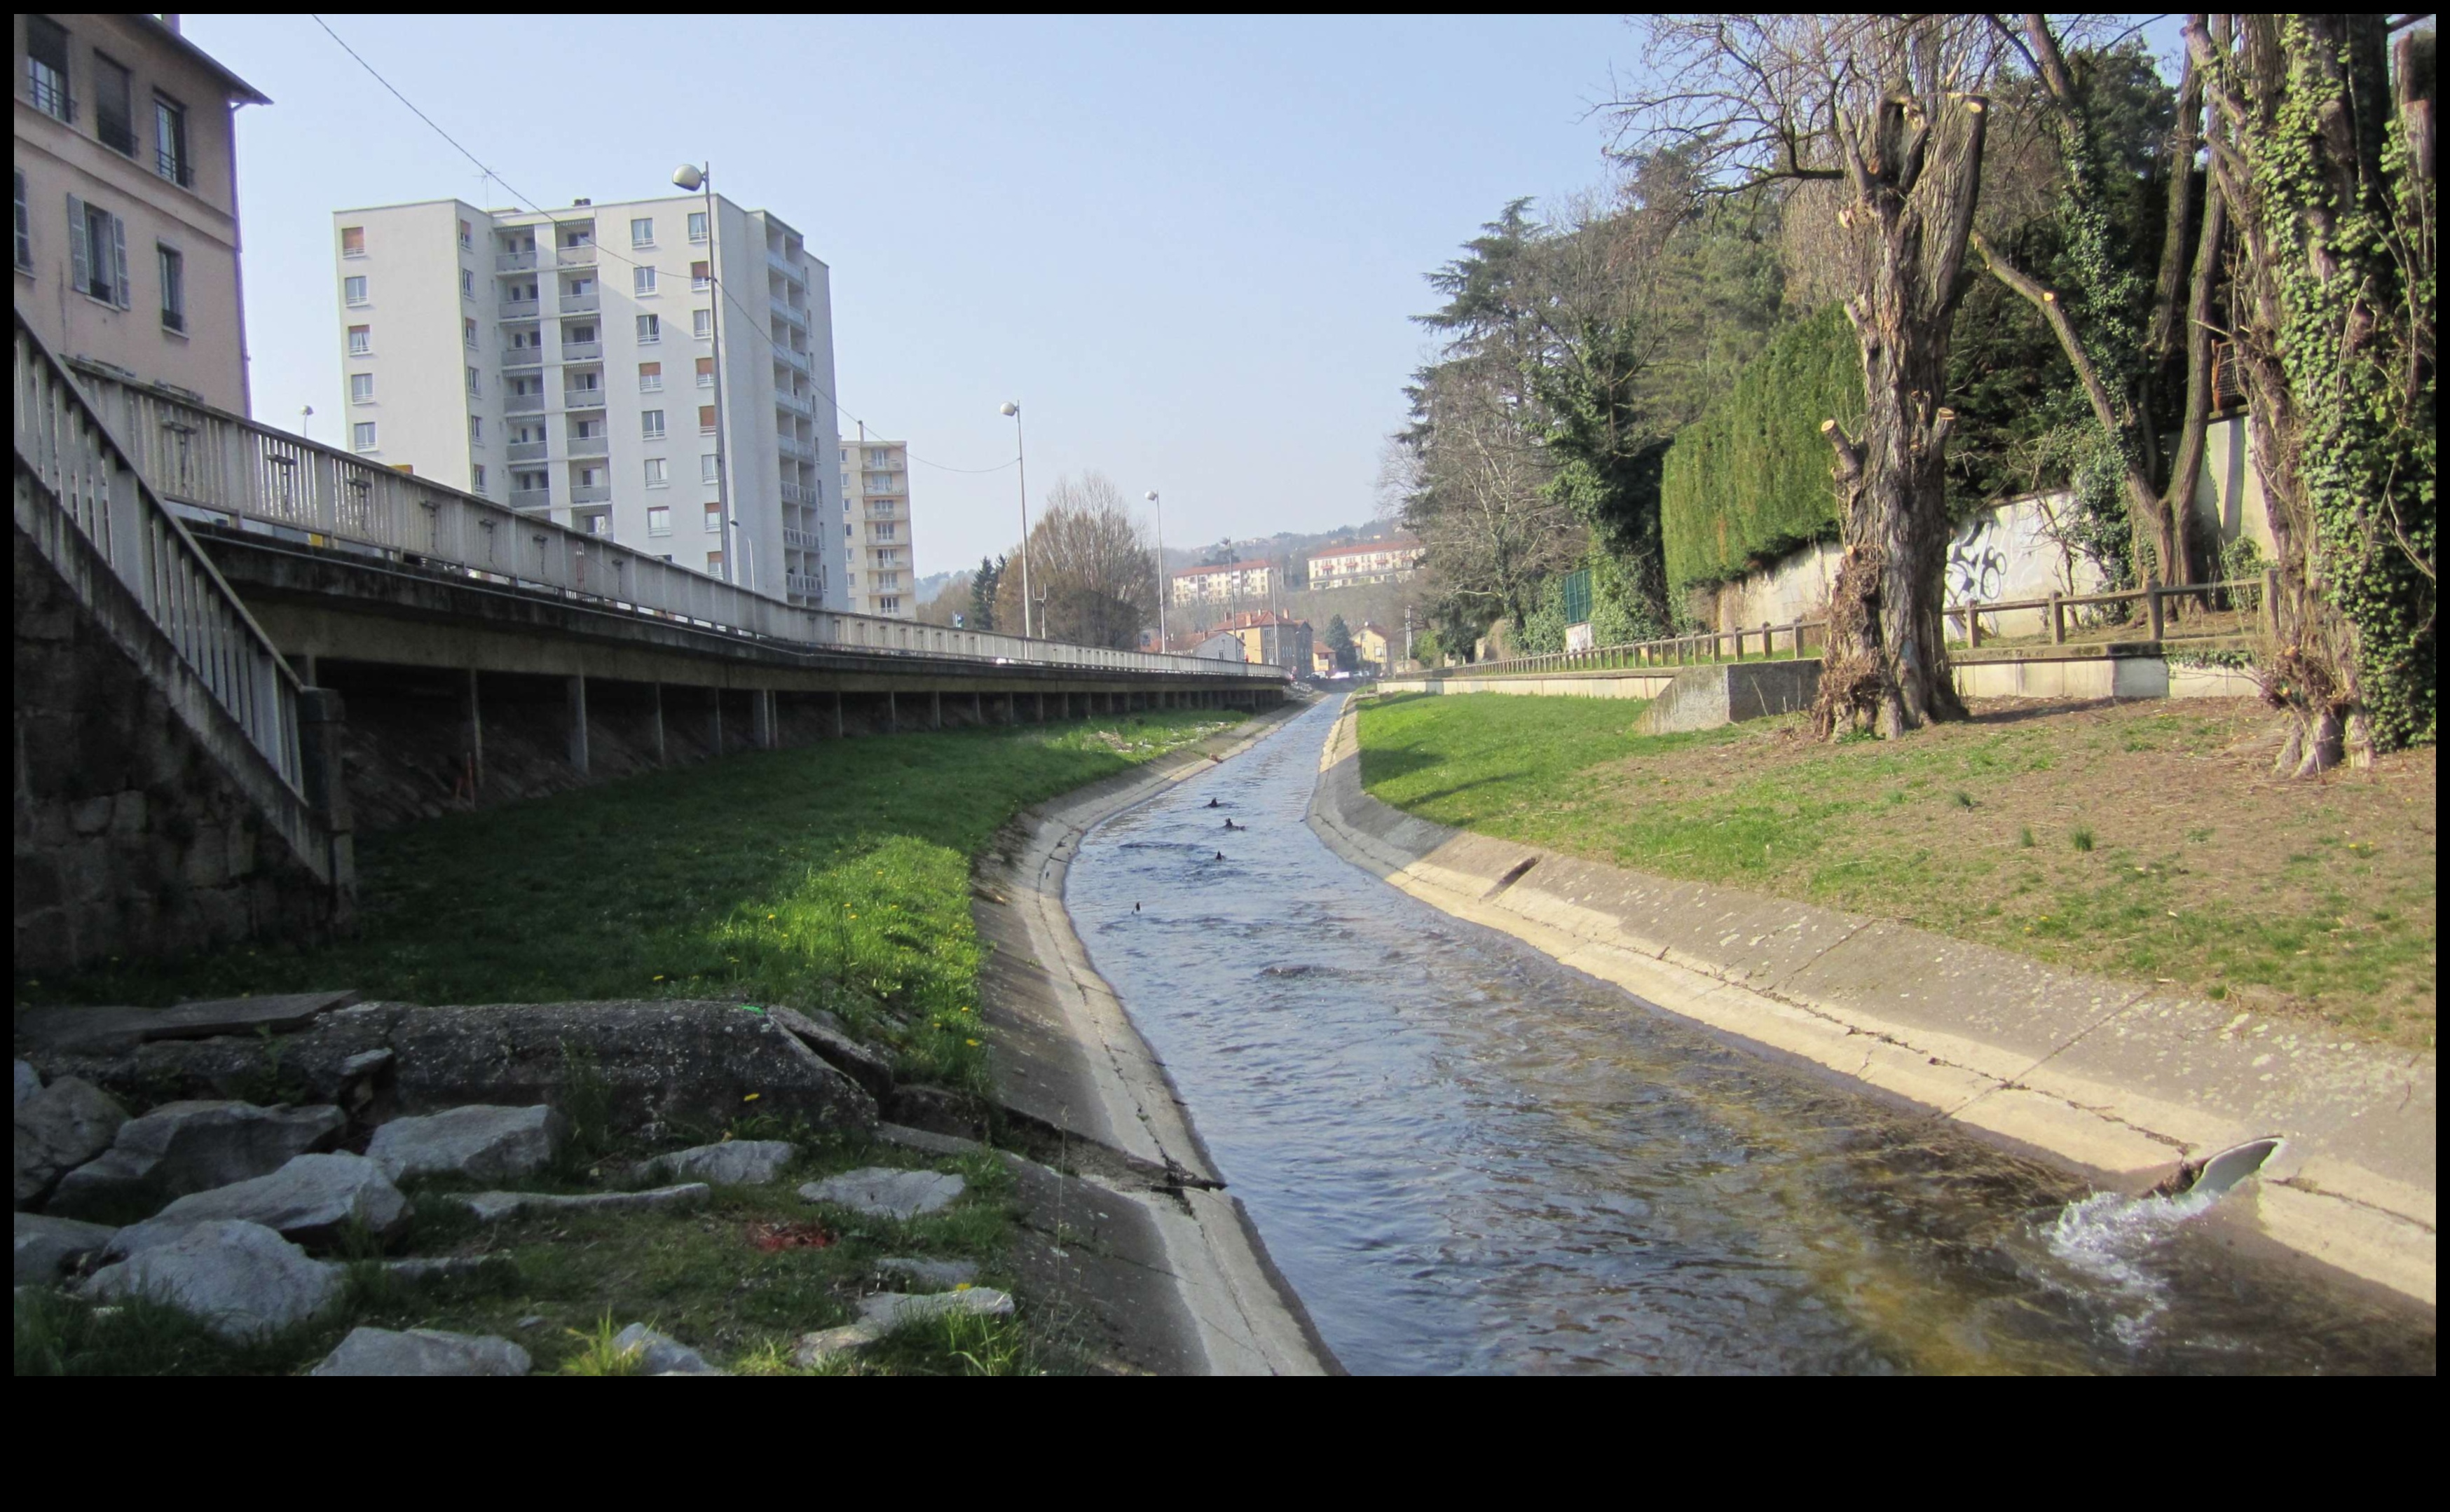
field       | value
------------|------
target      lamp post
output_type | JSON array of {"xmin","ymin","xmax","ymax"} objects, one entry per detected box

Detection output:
[
  {"xmin": 673, "ymin": 162, "xmax": 734, "ymax": 589},
  {"xmin": 1000, "ymin": 401, "xmax": 1032, "ymax": 638},
  {"xmin": 299, "ymin": 404, "xmax": 313, "ymax": 443},
  {"xmin": 730, "ymin": 515, "xmax": 756, "ymax": 592},
  {"xmin": 1145, "ymin": 489, "xmax": 1168, "ymax": 652}
]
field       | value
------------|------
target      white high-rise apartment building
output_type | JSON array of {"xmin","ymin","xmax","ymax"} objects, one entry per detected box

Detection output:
[
  {"xmin": 329, "ymin": 191, "xmax": 843, "ymax": 607},
  {"xmin": 837, "ymin": 432, "xmax": 915, "ymax": 617}
]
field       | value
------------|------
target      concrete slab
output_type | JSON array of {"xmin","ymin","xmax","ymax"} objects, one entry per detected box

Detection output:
[{"xmin": 15, "ymin": 990, "xmax": 360, "ymax": 1054}]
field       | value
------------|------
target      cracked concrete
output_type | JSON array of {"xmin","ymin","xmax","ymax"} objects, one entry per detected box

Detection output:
[{"xmin": 1309, "ymin": 696, "xmax": 2435, "ymax": 1307}]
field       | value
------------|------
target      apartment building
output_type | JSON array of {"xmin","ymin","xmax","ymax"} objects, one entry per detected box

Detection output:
[
  {"xmin": 1306, "ymin": 537, "xmax": 1423, "ymax": 590},
  {"xmin": 15, "ymin": 13, "xmax": 267, "ymax": 413},
  {"xmin": 1170, "ymin": 558, "xmax": 1278, "ymax": 606},
  {"xmin": 838, "ymin": 432, "xmax": 915, "ymax": 617},
  {"xmin": 1218, "ymin": 609, "xmax": 1311, "ymax": 674},
  {"xmin": 330, "ymin": 189, "xmax": 844, "ymax": 607}
]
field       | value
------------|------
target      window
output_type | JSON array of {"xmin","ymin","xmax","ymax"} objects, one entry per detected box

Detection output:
[
  {"xmin": 458, "ymin": 219, "xmax": 473, "ymax": 249},
  {"xmin": 344, "ymin": 275, "xmax": 369, "ymax": 306},
  {"xmin": 341, "ymin": 226, "xmax": 365, "ymax": 258},
  {"xmin": 698, "ymin": 404, "xmax": 717, "ymax": 434},
  {"xmin": 463, "ymin": 316, "xmax": 478, "ymax": 349},
  {"xmin": 690, "ymin": 260, "xmax": 711, "ymax": 291},
  {"xmin": 576, "ymin": 465, "xmax": 604, "ymax": 487},
  {"xmin": 466, "ymin": 367, "xmax": 481, "ymax": 399},
  {"xmin": 514, "ymin": 470, "xmax": 549, "ymax": 494},
  {"xmin": 472, "ymin": 464, "xmax": 487, "ymax": 491},
  {"xmin": 644, "ymin": 458, "xmax": 668, "ymax": 488},
  {"xmin": 641, "ymin": 410, "xmax": 666, "ymax": 440},
  {"xmin": 15, "ymin": 170, "xmax": 32, "ymax": 273},
  {"xmin": 632, "ymin": 266, "xmax": 657, "ymax": 296},
  {"xmin": 352, "ymin": 422, "xmax": 378, "ymax": 452},
  {"xmin": 93, "ymin": 54, "xmax": 135, "ymax": 154},
  {"xmin": 153, "ymin": 97, "xmax": 191, "ymax": 187},
  {"xmin": 459, "ymin": 267, "xmax": 474, "ymax": 298},
  {"xmin": 637, "ymin": 362, "xmax": 662, "ymax": 391},
  {"xmin": 636, "ymin": 313, "xmax": 660, "ymax": 344},
  {"xmin": 695, "ymin": 356, "xmax": 715, "ymax": 387},
  {"xmin": 648, "ymin": 507, "xmax": 672, "ymax": 536},
  {"xmin": 67, "ymin": 196, "xmax": 130, "ymax": 308},
  {"xmin": 629, "ymin": 217, "xmax": 655, "ymax": 248},
  {"xmin": 348, "ymin": 324, "xmax": 371, "ymax": 355},
  {"xmin": 468, "ymin": 415, "xmax": 483, "ymax": 444},
  {"xmin": 566, "ymin": 370, "xmax": 600, "ymax": 393},
  {"xmin": 567, "ymin": 322, "xmax": 597, "ymax": 345},
  {"xmin": 705, "ymin": 504, "xmax": 723, "ymax": 533},
  {"xmin": 26, "ymin": 17, "xmax": 71, "ymax": 122},
  {"xmin": 706, "ymin": 551, "xmax": 725, "ymax": 573},
  {"xmin": 692, "ymin": 308, "xmax": 712, "ymax": 338},
  {"xmin": 571, "ymin": 417, "xmax": 602, "ymax": 440},
  {"xmin": 688, "ymin": 210, "xmax": 709, "ymax": 244},
  {"xmin": 701, "ymin": 454, "xmax": 720, "ymax": 483},
  {"xmin": 349, "ymin": 373, "xmax": 374, "ymax": 404}
]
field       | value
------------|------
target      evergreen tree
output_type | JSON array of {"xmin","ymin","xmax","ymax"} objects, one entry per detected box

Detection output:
[
  {"xmin": 1324, "ymin": 614, "xmax": 1357, "ymax": 671},
  {"xmin": 969, "ymin": 555, "xmax": 1004, "ymax": 631}
]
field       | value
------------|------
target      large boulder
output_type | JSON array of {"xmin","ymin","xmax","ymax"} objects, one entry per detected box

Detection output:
[
  {"xmin": 14, "ymin": 1060, "xmax": 39, "ymax": 1107},
  {"xmin": 81, "ymin": 1219, "xmax": 341, "ymax": 1340},
  {"xmin": 46, "ymin": 1101, "xmax": 345, "ymax": 1221},
  {"xmin": 111, "ymin": 1153, "xmax": 409, "ymax": 1254},
  {"xmin": 367, "ymin": 1105, "xmax": 565, "ymax": 1183},
  {"xmin": 610, "ymin": 1322, "xmax": 720, "ymax": 1375},
  {"xmin": 311, "ymin": 1326, "xmax": 532, "ymax": 1376},
  {"xmin": 15, "ymin": 991, "xmax": 360, "ymax": 1056},
  {"xmin": 630, "ymin": 1140, "xmax": 794, "ymax": 1188},
  {"xmin": 798, "ymin": 1167, "xmax": 965, "ymax": 1221},
  {"xmin": 456, "ymin": 1184, "xmax": 708, "ymax": 1223},
  {"xmin": 15, "ymin": 1211, "xmax": 116, "ymax": 1285},
  {"xmin": 769, "ymin": 1007, "xmax": 896, "ymax": 1101},
  {"xmin": 14, "ymin": 1076, "xmax": 127, "ymax": 1208}
]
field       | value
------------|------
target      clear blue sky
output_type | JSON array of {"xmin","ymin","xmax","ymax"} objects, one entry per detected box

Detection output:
[{"xmin": 184, "ymin": 14, "xmax": 1642, "ymax": 578}]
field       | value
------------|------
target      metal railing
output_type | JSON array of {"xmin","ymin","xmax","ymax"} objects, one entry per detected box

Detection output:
[
  {"xmin": 496, "ymin": 251, "xmax": 538, "ymax": 273},
  {"xmin": 498, "ymin": 298, "xmax": 540, "ymax": 319},
  {"xmin": 59, "ymin": 348, "xmax": 1271, "ymax": 680},
  {"xmin": 502, "ymin": 347, "xmax": 542, "ymax": 368},
  {"xmin": 14, "ymin": 311, "xmax": 303, "ymax": 791},
  {"xmin": 560, "ymin": 341, "xmax": 602, "ymax": 362},
  {"xmin": 559, "ymin": 292, "xmax": 599, "ymax": 315},
  {"xmin": 556, "ymin": 245, "xmax": 597, "ymax": 267}
]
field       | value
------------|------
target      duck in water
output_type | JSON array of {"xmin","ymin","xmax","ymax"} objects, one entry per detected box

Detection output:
[
  {"xmin": 1205, "ymin": 797, "xmax": 1221, "ymax": 809},
  {"xmin": 1222, "ymin": 818, "xmax": 1243, "ymax": 831}
]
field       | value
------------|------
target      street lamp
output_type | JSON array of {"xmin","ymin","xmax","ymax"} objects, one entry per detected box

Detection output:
[
  {"xmin": 675, "ymin": 161, "xmax": 736, "ymax": 589},
  {"xmin": 730, "ymin": 515, "xmax": 756, "ymax": 591},
  {"xmin": 1001, "ymin": 401, "xmax": 1032, "ymax": 638},
  {"xmin": 1146, "ymin": 489, "xmax": 1168, "ymax": 652}
]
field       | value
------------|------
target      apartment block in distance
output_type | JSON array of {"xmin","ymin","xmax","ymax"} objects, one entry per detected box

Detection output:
[
  {"xmin": 1170, "ymin": 557, "xmax": 1278, "ymax": 606},
  {"xmin": 330, "ymin": 189, "xmax": 844, "ymax": 607},
  {"xmin": 838, "ymin": 430, "xmax": 915, "ymax": 617},
  {"xmin": 1306, "ymin": 536, "xmax": 1423, "ymax": 590},
  {"xmin": 15, "ymin": 13, "xmax": 267, "ymax": 412}
]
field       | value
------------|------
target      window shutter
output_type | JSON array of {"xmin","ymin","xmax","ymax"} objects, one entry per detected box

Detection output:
[
  {"xmin": 66, "ymin": 194, "xmax": 89, "ymax": 296},
  {"xmin": 110, "ymin": 214, "xmax": 132, "ymax": 308}
]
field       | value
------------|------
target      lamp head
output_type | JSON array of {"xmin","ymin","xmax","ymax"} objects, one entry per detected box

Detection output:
[
  {"xmin": 1145, "ymin": 490, "xmax": 1158, "ymax": 502},
  {"xmin": 671, "ymin": 164, "xmax": 705, "ymax": 191},
  {"xmin": 999, "ymin": 401, "xmax": 1019, "ymax": 418}
]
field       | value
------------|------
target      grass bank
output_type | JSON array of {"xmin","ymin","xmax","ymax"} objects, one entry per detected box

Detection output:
[
  {"xmin": 1355, "ymin": 692, "xmax": 2434, "ymax": 1050},
  {"xmin": 20, "ymin": 708, "xmax": 1247, "ymax": 1090}
]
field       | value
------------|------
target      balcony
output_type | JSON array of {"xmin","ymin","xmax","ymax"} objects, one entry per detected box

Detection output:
[
  {"xmin": 498, "ymin": 298, "xmax": 540, "ymax": 319},
  {"xmin": 774, "ymin": 389, "xmax": 812, "ymax": 418},
  {"xmin": 502, "ymin": 347, "xmax": 543, "ymax": 367},
  {"xmin": 559, "ymin": 291, "xmax": 599, "ymax": 315},
  {"xmin": 775, "ymin": 434, "xmax": 812, "ymax": 462},
  {"xmin": 566, "ymin": 436, "xmax": 609, "ymax": 458},
  {"xmin": 510, "ymin": 488, "xmax": 552, "ymax": 511},
  {"xmin": 779, "ymin": 481, "xmax": 805, "ymax": 505},
  {"xmin": 557, "ymin": 245, "xmax": 597, "ymax": 268},
  {"xmin": 561, "ymin": 388, "xmax": 607, "ymax": 411},
  {"xmin": 767, "ymin": 247, "xmax": 804, "ymax": 279},
  {"xmin": 560, "ymin": 341, "xmax": 603, "ymax": 362},
  {"xmin": 776, "ymin": 345, "xmax": 809, "ymax": 373},
  {"xmin": 507, "ymin": 441, "xmax": 548, "ymax": 463},
  {"xmin": 772, "ymin": 299, "xmax": 809, "ymax": 330},
  {"xmin": 787, "ymin": 571, "xmax": 822, "ymax": 598},
  {"xmin": 783, "ymin": 526, "xmax": 817, "ymax": 549},
  {"xmin": 505, "ymin": 392, "xmax": 545, "ymax": 413},
  {"xmin": 496, "ymin": 251, "xmax": 538, "ymax": 273},
  {"xmin": 570, "ymin": 483, "xmax": 612, "ymax": 504}
]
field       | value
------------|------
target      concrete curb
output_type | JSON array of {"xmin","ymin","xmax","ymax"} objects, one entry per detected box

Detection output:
[
  {"xmin": 1310, "ymin": 696, "xmax": 2435, "ymax": 1308},
  {"xmin": 974, "ymin": 702, "xmax": 1337, "ymax": 1374}
]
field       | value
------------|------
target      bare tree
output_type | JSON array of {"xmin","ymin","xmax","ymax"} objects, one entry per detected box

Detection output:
[
  {"xmin": 991, "ymin": 472, "xmax": 1159, "ymax": 650},
  {"xmin": 1610, "ymin": 15, "xmax": 2006, "ymax": 738},
  {"xmin": 1404, "ymin": 366, "xmax": 1586, "ymax": 633}
]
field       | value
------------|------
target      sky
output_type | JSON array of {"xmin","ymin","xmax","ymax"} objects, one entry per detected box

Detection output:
[{"xmin": 182, "ymin": 13, "xmax": 1645, "ymax": 579}]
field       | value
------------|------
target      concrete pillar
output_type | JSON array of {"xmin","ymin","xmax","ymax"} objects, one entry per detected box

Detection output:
[
  {"xmin": 833, "ymin": 689, "xmax": 845, "ymax": 738},
  {"xmin": 296, "ymin": 687, "xmax": 357, "ymax": 914},
  {"xmin": 650, "ymin": 682, "xmax": 666, "ymax": 764},
  {"xmin": 1035, "ymin": 692, "xmax": 1045, "ymax": 722},
  {"xmin": 299, "ymin": 652, "xmax": 319, "ymax": 687},
  {"xmin": 887, "ymin": 691, "xmax": 898, "ymax": 734},
  {"xmin": 752, "ymin": 687, "xmax": 774, "ymax": 750},
  {"xmin": 973, "ymin": 692, "xmax": 984, "ymax": 726},
  {"xmin": 567, "ymin": 674, "xmax": 590, "ymax": 776},
  {"xmin": 460, "ymin": 668, "xmax": 484, "ymax": 795},
  {"xmin": 932, "ymin": 690, "xmax": 943, "ymax": 730},
  {"xmin": 710, "ymin": 687, "xmax": 723, "ymax": 755}
]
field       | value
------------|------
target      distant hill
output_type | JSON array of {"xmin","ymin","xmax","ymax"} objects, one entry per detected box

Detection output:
[{"xmin": 1169, "ymin": 519, "xmax": 1402, "ymax": 572}]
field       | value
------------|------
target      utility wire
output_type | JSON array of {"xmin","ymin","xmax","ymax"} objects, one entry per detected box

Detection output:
[{"xmin": 308, "ymin": 14, "xmax": 1020, "ymax": 477}]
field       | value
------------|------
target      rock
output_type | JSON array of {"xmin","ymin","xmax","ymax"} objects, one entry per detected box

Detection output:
[
  {"xmin": 798, "ymin": 1167, "xmax": 965, "ymax": 1221},
  {"xmin": 13, "ymin": 1007, "xmax": 164, "ymax": 1057},
  {"xmin": 380, "ymin": 1256, "xmax": 499, "ymax": 1283},
  {"xmin": 456, "ymin": 1184, "xmax": 709, "ymax": 1223},
  {"xmin": 46, "ymin": 1101, "xmax": 346, "ymax": 1221},
  {"xmin": 610, "ymin": 1322, "xmax": 720, "ymax": 1375},
  {"xmin": 81, "ymin": 1219, "xmax": 341, "ymax": 1340},
  {"xmin": 791, "ymin": 1286, "xmax": 1013, "ymax": 1366},
  {"xmin": 14, "ymin": 1076, "xmax": 128, "ymax": 1207},
  {"xmin": 885, "ymin": 1085, "xmax": 985, "ymax": 1141},
  {"xmin": 876, "ymin": 1122, "xmax": 987, "ymax": 1158},
  {"xmin": 516, "ymin": 1314, "xmax": 546, "ymax": 1330},
  {"xmin": 875, "ymin": 1256, "xmax": 980, "ymax": 1289},
  {"xmin": 13, "ymin": 1061, "xmax": 39, "ymax": 1107},
  {"xmin": 310, "ymin": 1326, "xmax": 532, "ymax": 1376},
  {"xmin": 15, "ymin": 991, "xmax": 359, "ymax": 1055},
  {"xmin": 629, "ymin": 1139, "xmax": 794, "ymax": 1188},
  {"xmin": 15, "ymin": 1212, "xmax": 116, "ymax": 1284},
  {"xmin": 111, "ymin": 1153, "xmax": 409, "ymax": 1254},
  {"xmin": 769, "ymin": 1006, "xmax": 896, "ymax": 1101},
  {"xmin": 368, "ymin": 1105, "xmax": 566, "ymax": 1183}
]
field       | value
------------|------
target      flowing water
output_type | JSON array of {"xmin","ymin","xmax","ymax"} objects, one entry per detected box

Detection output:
[{"xmin": 1067, "ymin": 699, "xmax": 2434, "ymax": 1375}]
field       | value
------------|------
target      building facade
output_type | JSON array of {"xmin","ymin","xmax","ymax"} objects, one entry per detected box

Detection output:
[
  {"xmin": 838, "ymin": 432, "xmax": 915, "ymax": 617},
  {"xmin": 1171, "ymin": 558, "xmax": 1278, "ymax": 605},
  {"xmin": 1306, "ymin": 537, "xmax": 1422, "ymax": 590},
  {"xmin": 1353, "ymin": 620, "xmax": 1391, "ymax": 671},
  {"xmin": 329, "ymin": 190, "xmax": 844, "ymax": 607},
  {"xmin": 1219, "ymin": 610, "xmax": 1310, "ymax": 674},
  {"xmin": 15, "ymin": 13, "xmax": 266, "ymax": 413}
]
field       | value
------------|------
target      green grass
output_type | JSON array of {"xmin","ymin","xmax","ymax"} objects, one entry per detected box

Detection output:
[
  {"xmin": 1355, "ymin": 692, "xmax": 2436, "ymax": 1047},
  {"xmin": 18, "ymin": 710, "xmax": 1244, "ymax": 1090}
]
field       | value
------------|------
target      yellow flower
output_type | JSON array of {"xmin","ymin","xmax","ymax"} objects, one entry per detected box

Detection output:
[
  {"xmin": 652, "ymin": 974, "xmax": 666, "ymax": 982},
  {"xmin": 954, "ymin": 1282, "xmax": 973, "ymax": 1291},
  {"xmin": 743, "ymin": 1092, "xmax": 761, "ymax": 1103},
  {"xmin": 966, "ymin": 1038, "xmax": 980, "ymax": 1047}
]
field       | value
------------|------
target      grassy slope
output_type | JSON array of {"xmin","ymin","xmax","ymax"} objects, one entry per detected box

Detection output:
[{"xmin": 1356, "ymin": 693, "xmax": 2435, "ymax": 1049}]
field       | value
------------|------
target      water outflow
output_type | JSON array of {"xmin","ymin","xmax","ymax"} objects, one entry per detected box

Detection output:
[{"xmin": 1067, "ymin": 700, "xmax": 2432, "ymax": 1375}]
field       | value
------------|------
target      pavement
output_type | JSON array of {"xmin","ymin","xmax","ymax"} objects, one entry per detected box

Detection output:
[{"xmin": 1308, "ymin": 696, "xmax": 2436, "ymax": 1308}]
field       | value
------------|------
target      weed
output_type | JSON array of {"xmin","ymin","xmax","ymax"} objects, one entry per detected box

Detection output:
[
  {"xmin": 2071, "ymin": 827, "xmax": 2096, "ymax": 853},
  {"xmin": 2018, "ymin": 826, "xmax": 2037, "ymax": 848},
  {"xmin": 558, "ymin": 1313, "xmax": 644, "ymax": 1376},
  {"xmin": 552, "ymin": 1041, "xmax": 615, "ymax": 1177},
  {"xmin": 1950, "ymin": 790, "xmax": 1976, "ymax": 810}
]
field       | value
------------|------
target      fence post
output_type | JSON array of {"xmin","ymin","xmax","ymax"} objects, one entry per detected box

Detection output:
[
  {"xmin": 2147, "ymin": 576, "xmax": 2165, "ymax": 642},
  {"xmin": 2048, "ymin": 593, "xmax": 2065, "ymax": 645},
  {"xmin": 1968, "ymin": 602, "xmax": 1983, "ymax": 650},
  {"xmin": 2261, "ymin": 568, "xmax": 2280, "ymax": 637}
]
